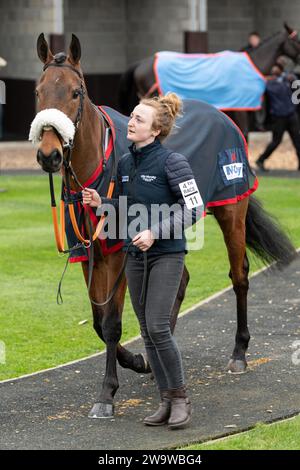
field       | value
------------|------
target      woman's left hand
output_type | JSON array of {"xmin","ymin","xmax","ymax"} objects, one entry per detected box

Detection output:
[{"xmin": 132, "ymin": 230, "xmax": 155, "ymax": 251}]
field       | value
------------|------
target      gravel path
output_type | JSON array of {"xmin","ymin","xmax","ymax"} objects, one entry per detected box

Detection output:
[{"xmin": 1, "ymin": 256, "xmax": 299, "ymax": 450}]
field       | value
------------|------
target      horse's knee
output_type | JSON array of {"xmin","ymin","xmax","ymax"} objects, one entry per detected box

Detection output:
[
  {"xmin": 232, "ymin": 276, "xmax": 249, "ymax": 294},
  {"xmin": 231, "ymin": 260, "xmax": 250, "ymax": 293},
  {"xmin": 93, "ymin": 320, "xmax": 104, "ymax": 341},
  {"xmin": 93, "ymin": 302, "xmax": 122, "ymax": 343},
  {"xmin": 92, "ymin": 305, "xmax": 105, "ymax": 339},
  {"xmin": 102, "ymin": 314, "xmax": 122, "ymax": 343}
]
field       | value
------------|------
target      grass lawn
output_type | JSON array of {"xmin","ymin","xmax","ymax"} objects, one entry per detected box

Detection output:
[
  {"xmin": 0, "ymin": 175, "xmax": 299, "ymax": 380},
  {"xmin": 181, "ymin": 415, "xmax": 300, "ymax": 450}
]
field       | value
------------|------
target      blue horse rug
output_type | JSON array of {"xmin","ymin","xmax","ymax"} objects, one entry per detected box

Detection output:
[
  {"xmin": 66, "ymin": 100, "xmax": 258, "ymax": 262},
  {"xmin": 154, "ymin": 51, "xmax": 266, "ymax": 111}
]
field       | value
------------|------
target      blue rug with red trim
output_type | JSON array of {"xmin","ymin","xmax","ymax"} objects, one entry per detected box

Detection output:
[{"xmin": 155, "ymin": 51, "xmax": 266, "ymax": 110}]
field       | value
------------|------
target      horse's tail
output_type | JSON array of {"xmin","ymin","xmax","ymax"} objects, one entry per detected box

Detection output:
[
  {"xmin": 245, "ymin": 195, "xmax": 297, "ymax": 268},
  {"xmin": 118, "ymin": 62, "xmax": 140, "ymax": 115}
]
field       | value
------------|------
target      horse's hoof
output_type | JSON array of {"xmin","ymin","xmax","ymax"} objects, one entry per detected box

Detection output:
[
  {"xmin": 132, "ymin": 353, "xmax": 151, "ymax": 374},
  {"xmin": 88, "ymin": 402, "xmax": 114, "ymax": 419},
  {"xmin": 119, "ymin": 352, "xmax": 151, "ymax": 374},
  {"xmin": 141, "ymin": 353, "xmax": 152, "ymax": 374},
  {"xmin": 227, "ymin": 359, "xmax": 247, "ymax": 374}
]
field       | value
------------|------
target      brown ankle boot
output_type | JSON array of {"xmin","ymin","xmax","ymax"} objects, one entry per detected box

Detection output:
[
  {"xmin": 168, "ymin": 386, "xmax": 192, "ymax": 430},
  {"xmin": 143, "ymin": 390, "xmax": 171, "ymax": 426}
]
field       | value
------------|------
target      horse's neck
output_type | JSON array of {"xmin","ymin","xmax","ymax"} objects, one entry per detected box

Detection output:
[
  {"xmin": 68, "ymin": 99, "xmax": 103, "ymax": 189},
  {"xmin": 248, "ymin": 33, "xmax": 285, "ymax": 75}
]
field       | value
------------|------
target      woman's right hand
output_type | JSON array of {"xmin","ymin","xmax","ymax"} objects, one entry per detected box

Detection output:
[{"xmin": 82, "ymin": 188, "xmax": 102, "ymax": 207}]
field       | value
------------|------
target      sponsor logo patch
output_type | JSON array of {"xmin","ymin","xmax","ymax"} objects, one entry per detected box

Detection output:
[
  {"xmin": 140, "ymin": 174, "xmax": 157, "ymax": 182},
  {"xmin": 222, "ymin": 163, "xmax": 243, "ymax": 180}
]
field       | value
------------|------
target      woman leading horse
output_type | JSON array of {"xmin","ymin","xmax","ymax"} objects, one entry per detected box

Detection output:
[
  {"xmin": 83, "ymin": 93, "xmax": 202, "ymax": 429},
  {"xmin": 31, "ymin": 33, "xmax": 296, "ymax": 420}
]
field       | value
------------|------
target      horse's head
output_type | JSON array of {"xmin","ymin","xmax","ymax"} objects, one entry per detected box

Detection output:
[
  {"xmin": 30, "ymin": 33, "xmax": 85, "ymax": 173},
  {"xmin": 281, "ymin": 22, "xmax": 300, "ymax": 61}
]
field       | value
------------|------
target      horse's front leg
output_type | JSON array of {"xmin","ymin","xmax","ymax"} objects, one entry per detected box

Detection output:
[
  {"xmin": 89, "ymin": 300, "xmax": 123, "ymax": 418},
  {"xmin": 81, "ymin": 257, "xmax": 124, "ymax": 418}
]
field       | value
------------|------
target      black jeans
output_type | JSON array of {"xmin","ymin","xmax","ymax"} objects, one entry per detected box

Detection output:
[
  {"xmin": 258, "ymin": 112, "xmax": 300, "ymax": 166},
  {"xmin": 125, "ymin": 251, "xmax": 185, "ymax": 391}
]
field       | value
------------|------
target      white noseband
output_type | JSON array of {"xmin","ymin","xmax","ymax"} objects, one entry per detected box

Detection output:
[{"xmin": 28, "ymin": 108, "xmax": 75, "ymax": 145}]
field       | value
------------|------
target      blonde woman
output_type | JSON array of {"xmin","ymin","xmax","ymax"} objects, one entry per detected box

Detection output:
[{"xmin": 83, "ymin": 93, "xmax": 202, "ymax": 430}]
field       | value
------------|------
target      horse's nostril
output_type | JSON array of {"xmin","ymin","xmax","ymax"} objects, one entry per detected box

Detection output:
[
  {"xmin": 50, "ymin": 150, "xmax": 62, "ymax": 166},
  {"xmin": 36, "ymin": 149, "xmax": 62, "ymax": 172},
  {"xmin": 37, "ymin": 149, "xmax": 44, "ymax": 164}
]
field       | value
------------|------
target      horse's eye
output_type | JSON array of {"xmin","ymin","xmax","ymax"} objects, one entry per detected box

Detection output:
[
  {"xmin": 73, "ymin": 90, "xmax": 79, "ymax": 99},
  {"xmin": 35, "ymin": 90, "xmax": 39, "ymax": 97}
]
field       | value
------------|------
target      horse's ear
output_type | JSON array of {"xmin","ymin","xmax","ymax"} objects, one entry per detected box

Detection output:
[
  {"xmin": 37, "ymin": 33, "xmax": 53, "ymax": 64},
  {"xmin": 284, "ymin": 22, "xmax": 294, "ymax": 35},
  {"xmin": 68, "ymin": 34, "xmax": 81, "ymax": 65}
]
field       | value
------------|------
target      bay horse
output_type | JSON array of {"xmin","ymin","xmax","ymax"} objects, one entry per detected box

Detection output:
[
  {"xmin": 32, "ymin": 33, "xmax": 296, "ymax": 419},
  {"xmin": 118, "ymin": 23, "xmax": 300, "ymax": 138}
]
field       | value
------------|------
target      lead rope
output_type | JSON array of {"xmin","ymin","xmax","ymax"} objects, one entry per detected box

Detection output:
[
  {"xmin": 52, "ymin": 182, "xmax": 148, "ymax": 307},
  {"xmin": 88, "ymin": 244, "xmax": 148, "ymax": 307},
  {"xmin": 51, "ymin": 143, "xmax": 122, "ymax": 307},
  {"xmin": 88, "ymin": 242, "xmax": 133, "ymax": 307},
  {"xmin": 139, "ymin": 251, "xmax": 148, "ymax": 305},
  {"xmin": 49, "ymin": 113, "xmax": 148, "ymax": 307}
]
